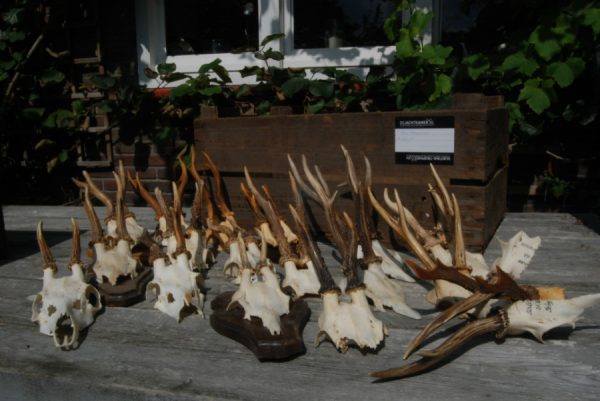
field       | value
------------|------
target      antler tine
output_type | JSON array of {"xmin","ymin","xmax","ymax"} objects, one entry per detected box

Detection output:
[
  {"xmin": 190, "ymin": 181, "xmax": 204, "ymax": 230},
  {"xmin": 341, "ymin": 211, "xmax": 362, "ymax": 289},
  {"xmin": 368, "ymin": 187, "xmax": 435, "ymax": 269},
  {"xmin": 301, "ymin": 157, "xmax": 347, "ymax": 259},
  {"xmin": 171, "ymin": 181, "xmax": 182, "ymax": 215},
  {"xmin": 155, "ymin": 188, "xmax": 174, "ymax": 234},
  {"xmin": 383, "ymin": 188, "xmax": 431, "ymax": 243},
  {"xmin": 429, "ymin": 164, "xmax": 454, "ymax": 217},
  {"xmin": 255, "ymin": 228, "xmax": 268, "ymax": 267},
  {"xmin": 202, "ymin": 182, "xmax": 217, "ymax": 224},
  {"xmin": 236, "ymin": 232, "xmax": 252, "ymax": 270},
  {"xmin": 36, "ymin": 221, "xmax": 57, "ymax": 272},
  {"xmin": 132, "ymin": 171, "xmax": 163, "ymax": 219},
  {"xmin": 451, "ymin": 193, "xmax": 466, "ymax": 268},
  {"xmin": 83, "ymin": 186, "xmax": 103, "ymax": 243},
  {"xmin": 314, "ymin": 165, "xmax": 332, "ymax": 198},
  {"xmin": 370, "ymin": 312, "xmax": 505, "ymax": 380},
  {"xmin": 404, "ymin": 259, "xmax": 480, "ymax": 293},
  {"xmin": 82, "ymin": 170, "xmax": 114, "ymax": 217},
  {"xmin": 363, "ymin": 155, "xmax": 373, "ymax": 188},
  {"xmin": 417, "ymin": 312, "xmax": 506, "ymax": 359},
  {"xmin": 402, "ymin": 291, "xmax": 494, "ymax": 359},
  {"xmin": 476, "ymin": 266, "xmax": 538, "ymax": 301},
  {"xmin": 287, "ymin": 154, "xmax": 319, "ymax": 202},
  {"xmin": 117, "ymin": 161, "xmax": 132, "ymax": 215},
  {"xmin": 393, "ymin": 189, "xmax": 437, "ymax": 269},
  {"xmin": 340, "ymin": 145, "xmax": 360, "ymax": 194},
  {"xmin": 428, "ymin": 183, "xmax": 447, "ymax": 217},
  {"xmin": 289, "ymin": 205, "xmax": 338, "ymax": 293},
  {"xmin": 170, "ymin": 207, "xmax": 186, "ymax": 256},
  {"xmin": 244, "ymin": 167, "xmax": 294, "ymax": 261},
  {"xmin": 240, "ymin": 182, "xmax": 266, "ymax": 223},
  {"xmin": 341, "ymin": 146, "xmax": 377, "ymax": 263},
  {"xmin": 113, "ymin": 171, "xmax": 131, "ymax": 242},
  {"xmin": 202, "ymin": 151, "xmax": 232, "ymax": 217},
  {"xmin": 69, "ymin": 217, "xmax": 82, "ymax": 267},
  {"xmin": 177, "ymin": 155, "xmax": 189, "ymax": 201},
  {"xmin": 72, "ymin": 177, "xmax": 86, "ymax": 190}
]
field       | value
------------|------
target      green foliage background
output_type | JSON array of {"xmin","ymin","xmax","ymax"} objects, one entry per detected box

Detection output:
[{"xmin": 1, "ymin": 0, "xmax": 598, "ymax": 207}]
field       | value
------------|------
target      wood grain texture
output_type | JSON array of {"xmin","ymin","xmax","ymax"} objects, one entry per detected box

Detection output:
[
  {"xmin": 1, "ymin": 206, "xmax": 599, "ymax": 401},
  {"xmin": 194, "ymin": 97, "xmax": 508, "ymax": 250}
]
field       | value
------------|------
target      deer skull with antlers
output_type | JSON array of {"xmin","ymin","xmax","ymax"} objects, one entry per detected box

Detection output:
[{"xmin": 32, "ymin": 219, "xmax": 102, "ymax": 348}]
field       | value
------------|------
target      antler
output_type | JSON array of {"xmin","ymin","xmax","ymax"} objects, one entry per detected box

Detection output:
[
  {"xmin": 244, "ymin": 167, "xmax": 295, "ymax": 264},
  {"xmin": 128, "ymin": 170, "xmax": 163, "ymax": 220},
  {"xmin": 69, "ymin": 218, "xmax": 82, "ymax": 267},
  {"xmin": 81, "ymin": 170, "xmax": 114, "ymax": 218},
  {"xmin": 36, "ymin": 222, "xmax": 57, "ymax": 272},
  {"xmin": 113, "ymin": 171, "xmax": 131, "ymax": 242},
  {"xmin": 202, "ymin": 151, "xmax": 233, "ymax": 218},
  {"xmin": 83, "ymin": 186, "xmax": 103, "ymax": 244},
  {"xmin": 369, "ymin": 187, "xmax": 436, "ymax": 269}
]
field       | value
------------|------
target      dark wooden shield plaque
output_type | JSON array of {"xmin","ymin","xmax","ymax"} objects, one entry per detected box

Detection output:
[
  {"xmin": 95, "ymin": 267, "xmax": 153, "ymax": 307},
  {"xmin": 210, "ymin": 291, "xmax": 311, "ymax": 361}
]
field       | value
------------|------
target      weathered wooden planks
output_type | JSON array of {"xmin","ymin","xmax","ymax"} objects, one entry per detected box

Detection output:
[{"xmin": 1, "ymin": 207, "xmax": 599, "ymax": 401}]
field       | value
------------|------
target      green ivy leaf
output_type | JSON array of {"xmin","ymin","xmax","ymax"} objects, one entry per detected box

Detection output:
[
  {"xmin": 395, "ymin": 29, "xmax": 414, "ymax": 58},
  {"xmin": 566, "ymin": 57, "xmax": 585, "ymax": 77},
  {"xmin": 163, "ymin": 72, "xmax": 188, "ymax": 83},
  {"xmin": 308, "ymin": 80, "xmax": 334, "ymax": 98},
  {"xmin": 199, "ymin": 86, "xmax": 222, "ymax": 97},
  {"xmin": 529, "ymin": 27, "xmax": 561, "ymax": 61},
  {"xmin": 421, "ymin": 44, "xmax": 452, "ymax": 65},
  {"xmin": 505, "ymin": 102, "xmax": 523, "ymax": 132},
  {"xmin": 157, "ymin": 63, "xmax": 177, "ymax": 75},
  {"xmin": 235, "ymin": 84, "xmax": 252, "ymax": 98},
  {"xmin": 256, "ymin": 100, "xmax": 271, "ymax": 115},
  {"xmin": 547, "ymin": 62, "xmax": 574, "ymax": 88},
  {"xmin": 154, "ymin": 126, "xmax": 176, "ymax": 144},
  {"xmin": 281, "ymin": 77, "xmax": 308, "ymax": 98},
  {"xmin": 518, "ymin": 85, "xmax": 551, "ymax": 114},
  {"xmin": 91, "ymin": 75, "xmax": 116, "ymax": 90},
  {"xmin": 263, "ymin": 48, "xmax": 284, "ymax": 61},
  {"xmin": 581, "ymin": 7, "xmax": 600, "ymax": 35},
  {"xmin": 501, "ymin": 52, "xmax": 539, "ymax": 76},
  {"xmin": 3, "ymin": 8, "xmax": 24, "ymax": 25},
  {"xmin": 260, "ymin": 33, "xmax": 285, "ymax": 47},
  {"xmin": 240, "ymin": 66, "xmax": 263, "ymax": 78},
  {"xmin": 22, "ymin": 107, "xmax": 45, "ymax": 120},
  {"xmin": 39, "ymin": 68, "xmax": 65, "ymax": 86},
  {"xmin": 307, "ymin": 99, "xmax": 326, "ymax": 114},
  {"xmin": 170, "ymin": 84, "xmax": 193, "ymax": 99},
  {"xmin": 429, "ymin": 73, "xmax": 451, "ymax": 101},
  {"xmin": 408, "ymin": 10, "xmax": 432, "ymax": 37},
  {"xmin": 144, "ymin": 68, "xmax": 159, "ymax": 79},
  {"xmin": 463, "ymin": 54, "xmax": 490, "ymax": 80}
]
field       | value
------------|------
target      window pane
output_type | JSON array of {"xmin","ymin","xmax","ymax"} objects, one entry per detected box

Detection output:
[
  {"xmin": 294, "ymin": 0, "xmax": 397, "ymax": 49},
  {"xmin": 165, "ymin": 0, "xmax": 258, "ymax": 56}
]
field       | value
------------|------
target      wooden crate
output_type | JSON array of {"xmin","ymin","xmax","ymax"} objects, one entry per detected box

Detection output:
[{"xmin": 194, "ymin": 94, "xmax": 508, "ymax": 251}]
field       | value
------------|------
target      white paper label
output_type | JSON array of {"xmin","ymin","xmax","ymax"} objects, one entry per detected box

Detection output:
[{"xmin": 394, "ymin": 117, "xmax": 455, "ymax": 165}]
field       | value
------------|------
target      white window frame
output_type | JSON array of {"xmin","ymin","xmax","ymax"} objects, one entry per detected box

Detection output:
[{"xmin": 135, "ymin": 0, "xmax": 438, "ymax": 87}]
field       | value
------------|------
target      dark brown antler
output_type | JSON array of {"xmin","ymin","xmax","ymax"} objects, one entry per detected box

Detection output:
[
  {"xmin": 289, "ymin": 205, "xmax": 338, "ymax": 294},
  {"xmin": 244, "ymin": 167, "xmax": 295, "ymax": 264},
  {"xmin": 69, "ymin": 218, "xmax": 82, "ymax": 267},
  {"xmin": 83, "ymin": 186, "xmax": 104, "ymax": 244},
  {"xmin": 340, "ymin": 145, "xmax": 380, "ymax": 266},
  {"xmin": 36, "ymin": 222, "xmax": 57, "ymax": 272},
  {"xmin": 176, "ymin": 155, "xmax": 189, "ymax": 202},
  {"xmin": 128, "ymin": 170, "xmax": 163, "ymax": 220},
  {"xmin": 202, "ymin": 151, "xmax": 233, "ymax": 218},
  {"xmin": 82, "ymin": 170, "xmax": 114, "ymax": 218}
]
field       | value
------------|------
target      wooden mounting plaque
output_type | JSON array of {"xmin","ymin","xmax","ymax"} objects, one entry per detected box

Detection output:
[
  {"xmin": 210, "ymin": 291, "xmax": 311, "ymax": 361},
  {"xmin": 96, "ymin": 267, "xmax": 153, "ymax": 307}
]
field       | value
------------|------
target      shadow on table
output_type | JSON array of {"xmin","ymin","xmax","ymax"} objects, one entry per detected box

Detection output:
[
  {"xmin": 571, "ymin": 213, "xmax": 600, "ymax": 235},
  {"xmin": 0, "ymin": 230, "xmax": 73, "ymax": 266}
]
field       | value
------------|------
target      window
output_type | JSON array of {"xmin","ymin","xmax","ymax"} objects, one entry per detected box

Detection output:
[{"xmin": 135, "ymin": 0, "xmax": 438, "ymax": 86}]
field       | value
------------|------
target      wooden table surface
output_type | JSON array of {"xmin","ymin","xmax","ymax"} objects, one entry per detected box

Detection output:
[{"xmin": 1, "ymin": 206, "xmax": 599, "ymax": 401}]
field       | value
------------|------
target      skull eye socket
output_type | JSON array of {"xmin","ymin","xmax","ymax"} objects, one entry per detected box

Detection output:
[
  {"xmin": 47, "ymin": 305, "xmax": 57, "ymax": 316},
  {"xmin": 85, "ymin": 287, "xmax": 100, "ymax": 308},
  {"xmin": 167, "ymin": 293, "xmax": 175, "ymax": 303}
]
